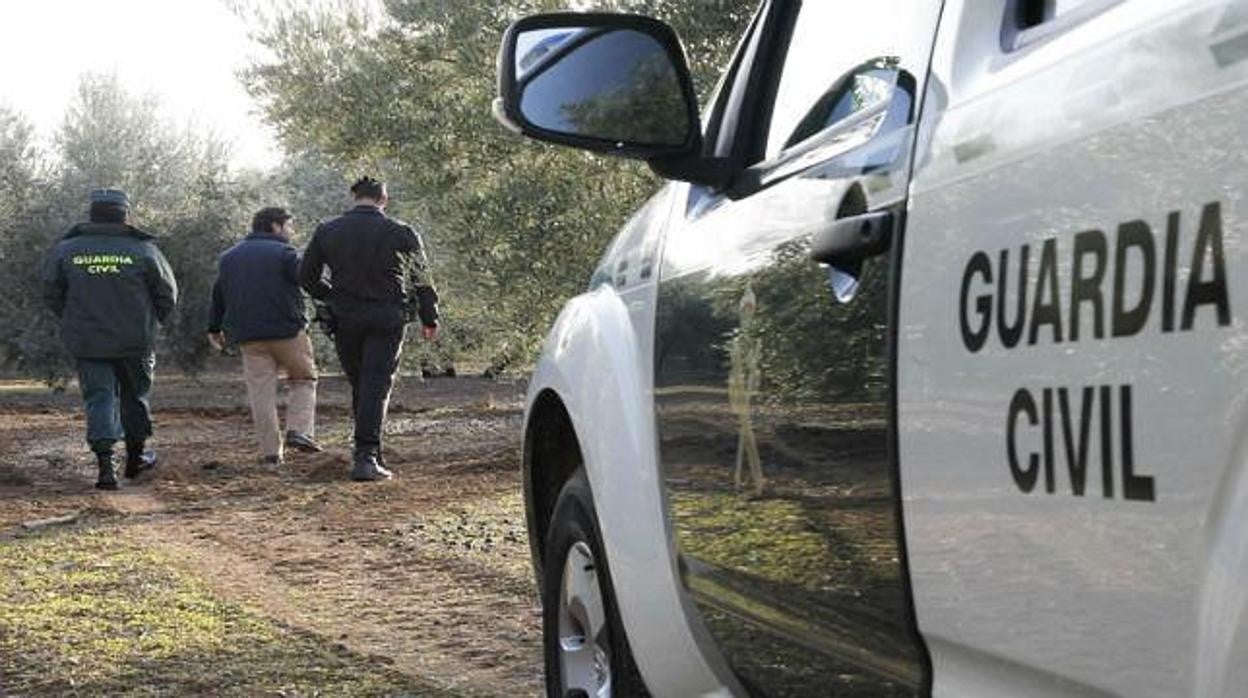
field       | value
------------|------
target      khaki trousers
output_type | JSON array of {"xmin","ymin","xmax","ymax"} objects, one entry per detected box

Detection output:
[{"xmin": 240, "ymin": 332, "xmax": 317, "ymax": 458}]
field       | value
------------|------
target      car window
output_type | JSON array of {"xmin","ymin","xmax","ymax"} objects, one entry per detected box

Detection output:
[
  {"xmin": 782, "ymin": 60, "xmax": 897, "ymax": 149},
  {"xmin": 763, "ymin": 1, "xmax": 929, "ymax": 160}
]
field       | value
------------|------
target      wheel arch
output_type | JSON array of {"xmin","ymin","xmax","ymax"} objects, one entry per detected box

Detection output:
[
  {"xmin": 521, "ymin": 287, "xmax": 738, "ymax": 696},
  {"xmin": 522, "ymin": 387, "xmax": 585, "ymax": 588}
]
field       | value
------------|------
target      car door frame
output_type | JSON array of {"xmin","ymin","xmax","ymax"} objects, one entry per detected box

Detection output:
[{"xmin": 653, "ymin": 0, "xmax": 948, "ymax": 692}]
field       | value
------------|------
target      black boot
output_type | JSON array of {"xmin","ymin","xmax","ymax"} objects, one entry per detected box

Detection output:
[
  {"xmin": 95, "ymin": 451, "xmax": 118, "ymax": 490},
  {"xmin": 124, "ymin": 440, "xmax": 157, "ymax": 479},
  {"xmin": 351, "ymin": 451, "xmax": 392, "ymax": 482}
]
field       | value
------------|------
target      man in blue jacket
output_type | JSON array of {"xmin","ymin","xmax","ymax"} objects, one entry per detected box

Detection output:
[
  {"xmin": 42, "ymin": 189, "xmax": 178, "ymax": 490},
  {"xmin": 208, "ymin": 207, "xmax": 322, "ymax": 466}
]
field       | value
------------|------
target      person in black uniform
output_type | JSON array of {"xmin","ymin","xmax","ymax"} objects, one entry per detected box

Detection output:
[
  {"xmin": 42, "ymin": 189, "xmax": 178, "ymax": 490},
  {"xmin": 298, "ymin": 177, "xmax": 439, "ymax": 481}
]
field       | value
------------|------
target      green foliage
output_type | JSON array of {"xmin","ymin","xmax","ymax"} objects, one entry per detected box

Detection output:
[
  {"xmin": 240, "ymin": 0, "xmax": 757, "ymax": 371},
  {"xmin": 273, "ymin": 150, "xmax": 355, "ymax": 238},
  {"xmin": 0, "ymin": 2, "xmax": 758, "ymax": 380},
  {"xmin": 0, "ymin": 76, "xmax": 266, "ymax": 382},
  {"xmin": 0, "ymin": 106, "xmax": 60, "ymax": 381}
]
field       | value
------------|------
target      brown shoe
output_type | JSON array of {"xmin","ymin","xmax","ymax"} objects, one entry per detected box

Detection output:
[{"xmin": 285, "ymin": 431, "xmax": 323, "ymax": 453}]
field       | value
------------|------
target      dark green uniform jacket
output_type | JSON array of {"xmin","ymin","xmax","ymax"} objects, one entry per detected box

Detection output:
[{"xmin": 42, "ymin": 222, "xmax": 179, "ymax": 358}]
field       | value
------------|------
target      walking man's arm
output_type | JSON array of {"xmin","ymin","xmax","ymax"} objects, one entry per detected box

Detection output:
[
  {"xmin": 401, "ymin": 226, "xmax": 440, "ymax": 339},
  {"xmin": 41, "ymin": 247, "xmax": 67, "ymax": 318},
  {"xmin": 299, "ymin": 228, "xmax": 332, "ymax": 301},
  {"xmin": 284, "ymin": 245, "xmax": 301, "ymax": 285},
  {"xmin": 146, "ymin": 246, "xmax": 179, "ymax": 324},
  {"xmin": 207, "ymin": 270, "xmax": 226, "ymax": 351}
]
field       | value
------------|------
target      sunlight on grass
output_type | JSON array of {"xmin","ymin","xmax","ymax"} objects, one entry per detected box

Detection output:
[
  {"xmin": 0, "ymin": 526, "xmax": 453, "ymax": 697},
  {"xmin": 0, "ymin": 381, "xmax": 52, "ymax": 394}
]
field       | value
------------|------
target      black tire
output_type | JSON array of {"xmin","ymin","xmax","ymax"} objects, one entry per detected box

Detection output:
[{"xmin": 543, "ymin": 469, "xmax": 649, "ymax": 697}]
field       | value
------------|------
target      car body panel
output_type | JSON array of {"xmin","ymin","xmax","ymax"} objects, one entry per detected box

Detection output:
[
  {"xmin": 518, "ymin": 0, "xmax": 1248, "ymax": 695},
  {"xmin": 650, "ymin": 1, "xmax": 945, "ymax": 692},
  {"xmin": 654, "ymin": 174, "xmax": 917, "ymax": 695},
  {"xmin": 899, "ymin": 0, "xmax": 1248, "ymax": 695},
  {"xmin": 523, "ymin": 185, "xmax": 742, "ymax": 696}
]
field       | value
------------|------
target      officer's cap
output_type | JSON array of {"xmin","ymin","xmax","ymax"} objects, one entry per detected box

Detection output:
[{"xmin": 89, "ymin": 188, "xmax": 130, "ymax": 209}]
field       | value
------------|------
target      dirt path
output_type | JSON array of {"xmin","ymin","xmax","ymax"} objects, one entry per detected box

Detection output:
[{"xmin": 0, "ymin": 375, "xmax": 543, "ymax": 696}]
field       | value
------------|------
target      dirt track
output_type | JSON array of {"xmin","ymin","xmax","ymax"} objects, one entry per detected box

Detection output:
[{"xmin": 0, "ymin": 374, "xmax": 542, "ymax": 696}]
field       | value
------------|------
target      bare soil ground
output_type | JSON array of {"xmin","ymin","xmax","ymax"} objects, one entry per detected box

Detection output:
[{"xmin": 0, "ymin": 374, "xmax": 542, "ymax": 697}]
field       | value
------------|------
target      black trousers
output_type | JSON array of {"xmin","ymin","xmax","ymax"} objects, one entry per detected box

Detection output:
[
  {"xmin": 332, "ymin": 302, "xmax": 406, "ymax": 456},
  {"xmin": 76, "ymin": 354, "xmax": 155, "ymax": 454}
]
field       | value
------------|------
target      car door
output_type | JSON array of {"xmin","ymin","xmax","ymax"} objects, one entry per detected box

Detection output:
[
  {"xmin": 653, "ymin": 1, "xmax": 945, "ymax": 694},
  {"xmin": 900, "ymin": 1, "xmax": 1248, "ymax": 696}
]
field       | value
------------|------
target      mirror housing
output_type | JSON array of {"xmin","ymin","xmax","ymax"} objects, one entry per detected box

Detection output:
[{"xmin": 494, "ymin": 13, "xmax": 730, "ymax": 186}]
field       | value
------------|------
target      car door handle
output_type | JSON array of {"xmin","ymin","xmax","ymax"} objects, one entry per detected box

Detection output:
[{"xmin": 809, "ymin": 211, "xmax": 894, "ymax": 267}]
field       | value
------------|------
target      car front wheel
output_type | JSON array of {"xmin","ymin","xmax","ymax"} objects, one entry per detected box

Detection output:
[{"xmin": 543, "ymin": 469, "xmax": 648, "ymax": 697}]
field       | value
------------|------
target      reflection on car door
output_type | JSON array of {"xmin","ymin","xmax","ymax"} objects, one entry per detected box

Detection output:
[{"xmin": 653, "ymin": 1, "xmax": 944, "ymax": 694}]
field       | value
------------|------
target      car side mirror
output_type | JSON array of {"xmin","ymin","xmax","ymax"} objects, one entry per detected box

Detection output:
[{"xmin": 494, "ymin": 13, "xmax": 729, "ymax": 186}]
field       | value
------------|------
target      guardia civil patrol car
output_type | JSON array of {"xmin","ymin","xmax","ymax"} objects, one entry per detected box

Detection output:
[{"xmin": 494, "ymin": 1, "xmax": 1248, "ymax": 695}]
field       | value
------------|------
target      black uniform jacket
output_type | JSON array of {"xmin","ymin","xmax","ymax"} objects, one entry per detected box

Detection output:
[
  {"xmin": 42, "ymin": 222, "xmax": 179, "ymax": 358},
  {"xmin": 298, "ymin": 205, "xmax": 439, "ymax": 327}
]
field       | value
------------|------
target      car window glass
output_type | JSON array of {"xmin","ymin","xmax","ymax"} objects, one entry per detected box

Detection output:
[
  {"xmin": 764, "ymin": 1, "xmax": 924, "ymax": 160},
  {"xmin": 782, "ymin": 60, "xmax": 897, "ymax": 150}
]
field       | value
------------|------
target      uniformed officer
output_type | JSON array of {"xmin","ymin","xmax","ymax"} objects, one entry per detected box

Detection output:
[
  {"xmin": 42, "ymin": 189, "xmax": 179, "ymax": 490},
  {"xmin": 299, "ymin": 177, "xmax": 439, "ymax": 482}
]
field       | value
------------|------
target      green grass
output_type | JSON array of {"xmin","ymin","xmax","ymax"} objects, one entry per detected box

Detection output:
[{"xmin": 0, "ymin": 526, "xmax": 454, "ymax": 697}]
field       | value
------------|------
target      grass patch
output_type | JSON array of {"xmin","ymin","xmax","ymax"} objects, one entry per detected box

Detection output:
[{"xmin": 0, "ymin": 526, "xmax": 453, "ymax": 697}]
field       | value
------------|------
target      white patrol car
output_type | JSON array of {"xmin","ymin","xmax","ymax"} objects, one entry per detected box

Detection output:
[{"xmin": 493, "ymin": 1, "xmax": 1248, "ymax": 696}]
